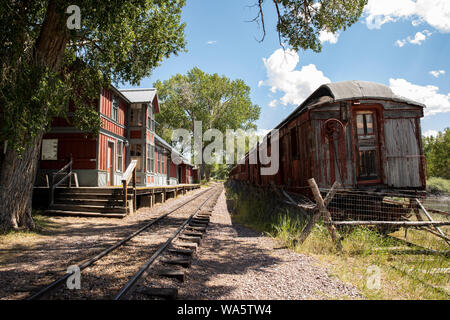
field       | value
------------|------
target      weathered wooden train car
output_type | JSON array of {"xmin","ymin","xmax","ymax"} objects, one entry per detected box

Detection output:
[{"xmin": 230, "ymin": 81, "xmax": 426, "ymax": 195}]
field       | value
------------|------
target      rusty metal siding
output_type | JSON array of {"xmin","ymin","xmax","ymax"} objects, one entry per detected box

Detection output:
[{"xmin": 383, "ymin": 118, "xmax": 423, "ymax": 187}]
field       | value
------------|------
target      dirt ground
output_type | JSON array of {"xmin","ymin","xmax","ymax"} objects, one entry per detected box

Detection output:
[
  {"xmin": 0, "ymin": 185, "xmax": 361, "ymax": 300},
  {"xmin": 0, "ymin": 187, "xmax": 208, "ymax": 299}
]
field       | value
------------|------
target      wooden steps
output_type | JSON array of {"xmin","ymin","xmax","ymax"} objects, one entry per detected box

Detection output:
[{"xmin": 45, "ymin": 188, "xmax": 128, "ymax": 218}]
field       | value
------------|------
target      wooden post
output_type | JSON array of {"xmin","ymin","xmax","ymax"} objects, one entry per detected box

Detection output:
[
  {"xmin": 123, "ymin": 180, "xmax": 128, "ymax": 211},
  {"xmin": 416, "ymin": 198, "xmax": 450, "ymax": 246},
  {"xmin": 133, "ymin": 168, "xmax": 137, "ymax": 212},
  {"xmin": 410, "ymin": 198, "xmax": 423, "ymax": 221},
  {"xmin": 297, "ymin": 181, "xmax": 340, "ymax": 245},
  {"xmin": 308, "ymin": 178, "xmax": 342, "ymax": 250}
]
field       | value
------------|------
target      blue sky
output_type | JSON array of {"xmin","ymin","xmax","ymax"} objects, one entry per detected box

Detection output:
[{"xmin": 123, "ymin": 0, "xmax": 450, "ymax": 137}]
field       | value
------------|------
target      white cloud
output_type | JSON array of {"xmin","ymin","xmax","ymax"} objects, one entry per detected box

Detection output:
[
  {"xmin": 318, "ymin": 30, "xmax": 339, "ymax": 44},
  {"xmin": 429, "ymin": 70, "xmax": 446, "ymax": 78},
  {"xmin": 395, "ymin": 39, "xmax": 407, "ymax": 47},
  {"xmin": 389, "ymin": 78, "xmax": 450, "ymax": 116},
  {"xmin": 423, "ymin": 129, "xmax": 439, "ymax": 137},
  {"xmin": 364, "ymin": 0, "xmax": 450, "ymax": 33},
  {"xmin": 259, "ymin": 49, "xmax": 330, "ymax": 107},
  {"xmin": 268, "ymin": 99, "xmax": 278, "ymax": 108},
  {"xmin": 395, "ymin": 30, "xmax": 432, "ymax": 46},
  {"xmin": 206, "ymin": 40, "xmax": 217, "ymax": 45}
]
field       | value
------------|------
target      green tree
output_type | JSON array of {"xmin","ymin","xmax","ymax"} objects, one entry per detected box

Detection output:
[
  {"xmin": 254, "ymin": 0, "xmax": 367, "ymax": 52},
  {"xmin": 423, "ymin": 128, "xmax": 450, "ymax": 179},
  {"xmin": 0, "ymin": 0, "xmax": 186, "ymax": 231},
  {"xmin": 154, "ymin": 67, "xmax": 261, "ymax": 179}
]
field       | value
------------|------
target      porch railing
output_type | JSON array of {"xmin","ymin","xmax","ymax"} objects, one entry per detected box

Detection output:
[
  {"xmin": 49, "ymin": 154, "xmax": 78, "ymax": 206},
  {"xmin": 122, "ymin": 159, "xmax": 137, "ymax": 212}
]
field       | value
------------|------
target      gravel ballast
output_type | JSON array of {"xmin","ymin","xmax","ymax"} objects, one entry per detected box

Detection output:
[{"xmin": 174, "ymin": 188, "xmax": 361, "ymax": 300}]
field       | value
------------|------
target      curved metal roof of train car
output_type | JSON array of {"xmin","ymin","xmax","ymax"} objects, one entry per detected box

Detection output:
[{"xmin": 275, "ymin": 80, "xmax": 425, "ymax": 130}]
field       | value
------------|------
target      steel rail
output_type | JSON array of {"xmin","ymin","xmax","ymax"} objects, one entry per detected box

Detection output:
[
  {"xmin": 27, "ymin": 186, "xmax": 212, "ymax": 300},
  {"xmin": 114, "ymin": 186, "xmax": 220, "ymax": 300}
]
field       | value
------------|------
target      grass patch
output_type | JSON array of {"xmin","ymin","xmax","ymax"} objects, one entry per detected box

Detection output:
[
  {"xmin": 226, "ymin": 183, "xmax": 450, "ymax": 300},
  {"xmin": 0, "ymin": 211, "xmax": 56, "ymax": 241},
  {"xmin": 427, "ymin": 177, "xmax": 450, "ymax": 194},
  {"xmin": 0, "ymin": 212, "xmax": 57, "ymax": 264}
]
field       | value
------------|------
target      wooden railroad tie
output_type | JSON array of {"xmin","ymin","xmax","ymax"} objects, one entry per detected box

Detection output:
[
  {"xmin": 162, "ymin": 257, "xmax": 192, "ymax": 268},
  {"xmin": 184, "ymin": 231, "xmax": 204, "ymax": 238},
  {"xmin": 136, "ymin": 287, "xmax": 178, "ymax": 300},
  {"xmin": 192, "ymin": 217, "xmax": 210, "ymax": 223},
  {"xmin": 158, "ymin": 269, "xmax": 186, "ymax": 282},
  {"xmin": 179, "ymin": 235, "xmax": 202, "ymax": 244},
  {"xmin": 189, "ymin": 222, "xmax": 208, "ymax": 228},
  {"xmin": 168, "ymin": 248, "xmax": 195, "ymax": 256},
  {"xmin": 186, "ymin": 226, "xmax": 206, "ymax": 232},
  {"xmin": 176, "ymin": 242, "xmax": 198, "ymax": 251}
]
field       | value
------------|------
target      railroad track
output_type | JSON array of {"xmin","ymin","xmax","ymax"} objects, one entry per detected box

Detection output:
[{"xmin": 26, "ymin": 185, "xmax": 221, "ymax": 300}]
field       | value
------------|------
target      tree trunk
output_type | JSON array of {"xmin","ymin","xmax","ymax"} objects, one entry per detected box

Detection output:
[
  {"xmin": 0, "ymin": 0, "xmax": 68, "ymax": 232},
  {"xmin": 0, "ymin": 135, "xmax": 43, "ymax": 231}
]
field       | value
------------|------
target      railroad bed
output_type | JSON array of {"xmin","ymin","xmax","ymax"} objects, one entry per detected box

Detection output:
[{"xmin": 3, "ymin": 185, "xmax": 221, "ymax": 300}]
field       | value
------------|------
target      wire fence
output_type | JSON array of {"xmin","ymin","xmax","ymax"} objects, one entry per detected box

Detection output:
[{"xmin": 314, "ymin": 187, "xmax": 450, "ymax": 235}]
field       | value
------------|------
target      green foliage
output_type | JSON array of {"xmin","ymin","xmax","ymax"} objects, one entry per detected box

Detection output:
[
  {"xmin": 257, "ymin": 0, "xmax": 367, "ymax": 52},
  {"xmin": 154, "ymin": 67, "xmax": 260, "ymax": 135},
  {"xmin": 154, "ymin": 67, "xmax": 261, "ymax": 169},
  {"xmin": 0, "ymin": 0, "xmax": 186, "ymax": 152},
  {"xmin": 426, "ymin": 177, "xmax": 450, "ymax": 194},
  {"xmin": 423, "ymin": 128, "xmax": 450, "ymax": 179},
  {"xmin": 210, "ymin": 164, "xmax": 232, "ymax": 180}
]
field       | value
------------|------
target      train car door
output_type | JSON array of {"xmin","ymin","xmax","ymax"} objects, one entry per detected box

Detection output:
[{"xmin": 353, "ymin": 109, "xmax": 382, "ymax": 184}]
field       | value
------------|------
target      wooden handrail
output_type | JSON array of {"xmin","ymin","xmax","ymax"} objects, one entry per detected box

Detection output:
[
  {"xmin": 122, "ymin": 159, "xmax": 137, "ymax": 185},
  {"xmin": 122, "ymin": 160, "xmax": 137, "ymax": 213},
  {"xmin": 49, "ymin": 154, "xmax": 73, "ymax": 206}
]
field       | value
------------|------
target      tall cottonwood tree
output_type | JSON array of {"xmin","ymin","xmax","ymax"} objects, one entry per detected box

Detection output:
[
  {"xmin": 254, "ymin": 0, "xmax": 367, "ymax": 52},
  {"xmin": 154, "ymin": 68, "xmax": 261, "ymax": 179},
  {"xmin": 0, "ymin": 0, "xmax": 186, "ymax": 231}
]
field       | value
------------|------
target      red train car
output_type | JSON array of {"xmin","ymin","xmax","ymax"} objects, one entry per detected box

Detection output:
[{"xmin": 230, "ymin": 81, "xmax": 426, "ymax": 195}]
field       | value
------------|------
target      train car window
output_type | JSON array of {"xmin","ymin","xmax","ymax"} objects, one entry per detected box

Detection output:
[
  {"xmin": 356, "ymin": 113, "xmax": 374, "ymax": 136},
  {"xmin": 290, "ymin": 127, "xmax": 299, "ymax": 159}
]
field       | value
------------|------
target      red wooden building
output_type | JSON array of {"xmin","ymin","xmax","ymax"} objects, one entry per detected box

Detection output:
[{"xmin": 37, "ymin": 86, "xmax": 195, "ymax": 187}]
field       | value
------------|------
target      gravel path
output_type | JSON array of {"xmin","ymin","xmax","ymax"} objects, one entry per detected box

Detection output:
[{"xmin": 176, "ymin": 188, "xmax": 361, "ymax": 300}]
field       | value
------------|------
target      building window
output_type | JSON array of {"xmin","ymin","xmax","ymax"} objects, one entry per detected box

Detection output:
[
  {"xmin": 112, "ymin": 96, "xmax": 119, "ymax": 122},
  {"xmin": 117, "ymin": 141, "xmax": 123, "ymax": 172},
  {"xmin": 130, "ymin": 105, "xmax": 143, "ymax": 126},
  {"xmin": 146, "ymin": 143, "xmax": 154, "ymax": 173},
  {"xmin": 147, "ymin": 104, "xmax": 152, "ymax": 128},
  {"xmin": 157, "ymin": 149, "xmax": 161, "ymax": 173}
]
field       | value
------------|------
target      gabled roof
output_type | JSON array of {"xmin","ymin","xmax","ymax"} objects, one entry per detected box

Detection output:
[
  {"xmin": 119, "ymin": 88, "xmax": 157, "ymax": 103},
  {"xmin": 276, "ymin": 80, "xmax": 425, "ymax": 130},
  {"xmin": 154, "ymin": 133, "xmax": 193, "ymax": 167}
]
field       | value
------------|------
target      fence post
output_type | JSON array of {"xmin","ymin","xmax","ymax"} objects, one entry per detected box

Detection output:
[
  {"xmin": 416, "ymin": 198, "xmax": 450, "ymax": 246},
  {"xmin": 308, "ymin": 178, "xmax": 342, "ymax": 250},
  {"xmin": 123, "ymin": 180, "xmax": 128, "ymax": 211}
]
